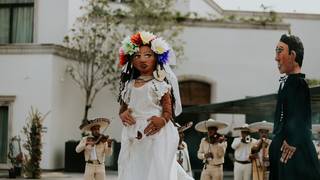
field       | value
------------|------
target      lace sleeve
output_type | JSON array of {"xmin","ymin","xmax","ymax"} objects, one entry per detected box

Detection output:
[{"xmin": 151, "ymin": 80, "xmax": 172, "ymax": 101}]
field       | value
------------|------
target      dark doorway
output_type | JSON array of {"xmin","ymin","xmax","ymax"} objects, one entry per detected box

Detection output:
[{"xmin": 0, "ymin": 106, "xmax": 9, "ymax": 163}]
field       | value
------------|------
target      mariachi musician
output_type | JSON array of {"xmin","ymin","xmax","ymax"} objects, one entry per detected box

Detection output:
[
  {"xmin": 196, "ymin": 119, "xmax": 228, "ymax": 180},
  {"xmin": 249, "ymin": 121, "xmax": 273, "ymax": 180},
  {"xmin": 76, "ymin": 118, "xmax": 113, "ymax": 180},
  {"xmin": 176, "ymin": 122, "xmax": 193, "ymax": 177}
]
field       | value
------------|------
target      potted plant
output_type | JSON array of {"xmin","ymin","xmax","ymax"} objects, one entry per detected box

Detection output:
[
  {"xmin": 22, "ymin": 108, "xmax": 47, "ymax": 179},
  {"xmin": 7, "ymin": 136, "xmax": 24, "ymax": 178}
]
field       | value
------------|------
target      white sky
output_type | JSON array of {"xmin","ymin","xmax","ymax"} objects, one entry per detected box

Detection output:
[{"xmin": 214, "ymin": 0, "xmax": 320, "ymax": 14}]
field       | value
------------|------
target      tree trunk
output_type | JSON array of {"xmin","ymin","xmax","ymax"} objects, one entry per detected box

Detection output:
[{"xmin": 82, "ymin": 104, "xmax": 91, "ymax": 124}]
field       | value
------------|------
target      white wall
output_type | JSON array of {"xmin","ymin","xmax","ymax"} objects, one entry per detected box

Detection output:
[
  {"xmin": 0, "ymin": 52, "xmax": 123, "ymax": 169},
  {"xmin": 189, "ymin": 0, "xmax": 222, "ymax": 18},
  {"xmin": 49, "ymin": 56, "xmax": 123, "ymax": 168},
  {"xmin": 35, "ymin": 0, "xmax": 69, "ymax": 44},
  {"xmin": 284, "ymin": 18, "xmax": 320, "ymax": 79},
  {"xmin": 176, "ymin": 26, "xmax": 287, "ymax": 103},
  {"xmin": 0, "ymin": 54, "xmax": 52, "ymax": 168},
  {"xmin": 175, "ymin": 0, "xmax": 190, "ymax": 15},
  {"xmin": 67, "ymin": 0, "xmax": 85, "ymax": 30}
]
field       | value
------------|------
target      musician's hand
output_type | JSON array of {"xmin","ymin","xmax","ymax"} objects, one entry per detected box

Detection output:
[
  {"xmin": 280, "ymin": 140, "xmax": 296, "ymax": 164},
  {"xmin": 204, "ymin": 153, "xmax": 213, "ymax": 159},
  {"xmin": 249, "ymin": 154, "xmax": 256, "ymax": 160},
  {"xmin": 107, "ymin": 138, "xmax": 113, "ymax": 147},
  {"xmin": 144, "ymin": 116, "xmax": 166, "ymax": 136},
  {"xmin": 86, "ymin": 141, "xmax": 94, "ymax": 146},
  {"xmin": 119, "ymin": 108, "xmax": 135, "ymax": 126},
  {"xmin": 218, "ymin": 136, "xmax": 225, "ymax": 143}
]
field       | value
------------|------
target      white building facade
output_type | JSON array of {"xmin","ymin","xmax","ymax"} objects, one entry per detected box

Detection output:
[{"xmin": 0, "ymin": 0, "xmax": 320, "ymax": 169}]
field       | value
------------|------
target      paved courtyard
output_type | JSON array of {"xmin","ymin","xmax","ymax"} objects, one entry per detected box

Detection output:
[
  {"xmin": 0, "ymin": 170, "xmax": 234, "ymax": 180},
  {"xmin": 0, "ymin": 171, "xmax": 118, "ymax": 180}
]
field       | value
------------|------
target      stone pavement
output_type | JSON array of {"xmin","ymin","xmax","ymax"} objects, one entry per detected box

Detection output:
[
  {"xmin": 0, "ymin": 171, "xmax": 118, "ymax": 180},
  {"xmin": 0, "ymin": 170, "xmax": 234, "ymax": 180}
]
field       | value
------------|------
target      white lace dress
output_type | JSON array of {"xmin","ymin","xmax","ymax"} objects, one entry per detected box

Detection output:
[{"xmin": 118, "ymin": 79, "xmax": 179, "ymax": 180}]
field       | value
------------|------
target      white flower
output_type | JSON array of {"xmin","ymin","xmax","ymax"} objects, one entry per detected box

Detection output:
[
  {"xmin": 140, "ymin": 31, "xmax": 156, "ymax": 44},
  {"xmin": 151, "ymin": 37, "xmax": 169, "ymax": 54},
  {"xmin": 121, "ymin": 36, "xmax": 138, "ymax": 55}
]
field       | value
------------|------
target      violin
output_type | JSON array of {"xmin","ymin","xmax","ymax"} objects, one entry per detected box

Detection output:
[
  {"xmin": 207, "ymin": 133, "xmax": 225, "ymax": 144},
  {"xmin": 87, "ymin": 134, "xmax": 112, "ymax": 145}
]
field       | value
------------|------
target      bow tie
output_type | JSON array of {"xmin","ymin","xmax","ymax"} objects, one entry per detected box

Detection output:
[{"xmin": 279, "ymin": 76, "xmax": 288, "ymax": 83}]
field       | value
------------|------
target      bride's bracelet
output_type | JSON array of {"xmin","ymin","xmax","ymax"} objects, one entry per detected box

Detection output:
[{"xmin": 160, "ymin": 117, "xmax": 167, "ymax": 126}]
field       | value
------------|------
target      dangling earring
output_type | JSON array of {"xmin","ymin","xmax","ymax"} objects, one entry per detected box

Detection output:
[
  {"xmin": 130, "ymin": 63, "xmax": 134, "ymax": 80},
  {"xmin": 153, "ymin": 64, "xmax": 166, "ymax": 82}
]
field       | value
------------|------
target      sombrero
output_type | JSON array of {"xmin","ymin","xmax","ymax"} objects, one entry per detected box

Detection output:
[
  {"xmin": 177, "ymin": 122, "xmax": 193, "ymax": 133},
  {"xmin": 233, "ymin": 123, "xmax": 252, "ymax": 132},
  {"xmin": 249, "ymin": 121, "xmax": 273, "ymax": 132},
  {"xmin": 312, "ymin": 124, "xmax": 320, "ymax": 133},
  {"xmin": 79, "ymin": 118, "xmax": 110, "ymax": 132},
  {"xmin": 195, "ymin": 119, "xmax": 228, "ymax": 133}
]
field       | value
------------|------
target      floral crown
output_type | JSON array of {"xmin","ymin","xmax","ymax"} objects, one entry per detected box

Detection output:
[{"xmin": 119, "ymin": 31, "xmax": 170, "ymax": 66}]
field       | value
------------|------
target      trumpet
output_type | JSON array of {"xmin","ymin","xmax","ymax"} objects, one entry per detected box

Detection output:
[{"xmin": 245, "ymin": 135, "xmax": 252, "ymax": 143}]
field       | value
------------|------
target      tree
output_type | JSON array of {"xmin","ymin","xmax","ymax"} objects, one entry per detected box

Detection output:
[
  {"xmin": 123, "ymin": 0, "xmax": 185, "ymax": 60},
  {"xmin": 306, "ymin": 78, "xmax": 320, "ymax": 87},
  {"xmin": 64, "ymin": 0, "xmax": 185, "ymax": 124},
  {"xmin": 63, "ymin": 0, "xmax": 124, "ymax": 123}
]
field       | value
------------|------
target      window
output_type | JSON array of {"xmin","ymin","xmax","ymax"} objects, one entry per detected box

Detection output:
[
  {"xmin": 0, "ymin": 0, "xmax": 34, "ymax": 43},
  {"xmin": 0, "ymin": 106, "xmax": 8, "ymax": 163}
]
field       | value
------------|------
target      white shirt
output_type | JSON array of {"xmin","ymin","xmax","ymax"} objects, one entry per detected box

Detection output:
[
  {"xmin": 232, "ymin": 137, "xmax": 257, "ymax": 162},
  {"xmin": 89, "ymin": 146, "xmax": 98, "ymax": 160},
  {"xmin": 279, "ymin": 75, "xmax": 288, "ymax": 90}
]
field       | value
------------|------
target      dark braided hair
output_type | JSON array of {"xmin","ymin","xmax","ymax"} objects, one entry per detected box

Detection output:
[{"xmin": 117, "ymin": 50, "xmax": 177, "ymax": 119}]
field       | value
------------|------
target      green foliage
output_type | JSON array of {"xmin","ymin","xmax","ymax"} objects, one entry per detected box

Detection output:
[
  {"xmin": 22, "ymin": 108, "xmax": 47, "ymax": 179},
  {"xmin": 63, "ymin": 0, "xmax": 125, "ymax": 122},
  {"xmin": 216, "ymin": 10, "xmax": 282, "ymax": 26},
  {"xmin": 123, "ymin": 0, "xmax": 185, "ymax": 60},
  {"xmin": 306, "ymin": 79, "xmax": 320, "ymax": 87},
  {"xmin": 190, "ymin": 4, "xmax": 282, "ymax": 26}
]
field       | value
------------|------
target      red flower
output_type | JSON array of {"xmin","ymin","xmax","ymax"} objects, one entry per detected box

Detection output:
[
  {"xmin": 119, "ymin": 48, "xmax": 127, "ymax": 66},
  {"xmin": 130, "ymin": 33, "xmax": 142, "ymax": 46}
]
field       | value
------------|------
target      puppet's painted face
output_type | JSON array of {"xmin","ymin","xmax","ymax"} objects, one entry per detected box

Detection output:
[
  {"xmin": 132, "ymin": 46, "xmax": 156, "ymax": 76},
  {"xmin": 275, "ymin": 42, "xmax": 296, "ymax": 74}
]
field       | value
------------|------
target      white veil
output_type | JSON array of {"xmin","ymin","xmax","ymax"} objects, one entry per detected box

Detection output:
[{"xmin": 164, "ymin": 49, "xmax": 182, "ymax": 116}]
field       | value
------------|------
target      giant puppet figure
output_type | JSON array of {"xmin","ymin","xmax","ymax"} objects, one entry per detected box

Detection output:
[
  {"xmin": 269, "ymin": 34, "xmax": 320, "ymax": 180},
  {"xmin": 117, "ymin": 31, "xmax": 183, "ymax": 180}
]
